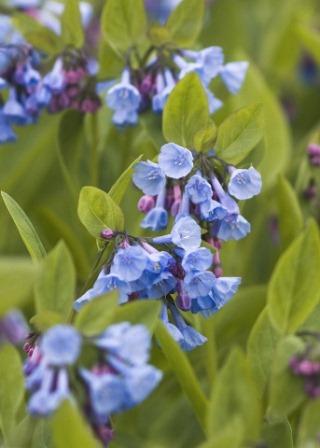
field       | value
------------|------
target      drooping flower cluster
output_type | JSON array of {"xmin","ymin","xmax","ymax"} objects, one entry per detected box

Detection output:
[
  {"xmin": 24, "ymin": 323, "xmax": 161, "ymax": 446},
  {"xmin": 102, "ymin": 46, "xmax": 248, "ymax": 126},
  {"xmin": 75, "ymin": 214, "xmax": 241, "ymax": 351},
  {"xmin": 0, "ymin": 44, "xmax": 100, "ymax": 143},
  {"xmin": 133, "ymin": 143, "xmax": 262, "ymax": 246},
  {"xmin": 0, "ymin": 310, "xmax": 29, "ymax": 345}
]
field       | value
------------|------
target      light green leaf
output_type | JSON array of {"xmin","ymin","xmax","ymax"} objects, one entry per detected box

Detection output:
[
  {"xmin": 109, "ymin": 155, "xmax": 143, "ymax": 205},
  {"xmin": 167, "ymin": 0, "xmax": 204, "ymax": 47},
  {"xmin": 262, "ymin": 420, "xmax": 293, "ymax": 448},
  {"xmin": 0, "ymin": 345, "xmax": 25, "ymax": 441},
  {"xmin": 267, "ymin": 336, "xmax": 305, "ymax": 419},
  {"xmin": 12, "ymin": 12, "xmax": 63, "ymax": 54},
  {"xmin": 74, "ymin": 291, "xmax": 119, "ymax": 336},
  {"xmin": 30, "ymin": 310, "xmax": 65, "ymax": 332},
  {"xmin": 197, "ymin": 418, "xmax": 243, "ymax": 448},
  {"xmin": 0, "ymin": 257, "xmax": 37, "ymax": 315},
  {"xmin": 163, "ymin": 73, "xmax": 210, "ymax": 148},
  {"xmin": 247, "ymin": 308, "xmax": 281, "ymax": 394},
  {"xmin": 101, "ymin": 0, "xmax": 147, "ymax": 53},
  {"xmin": 268, "ymin": 220, "xmax": 320, "ymax": 334},
  {"xmin": 276, "ymin": 176, "xmax": 304, "ymax": 250},
  {"xmin": 112, "ymin": 300, "xmax": 161, "ymax": 332},
  {"xmin": 35, "ymin": 241, "xmax": 75, "ymax": 318},
  {"xmin": 60, "ymin": 0, "xmax": 84, "ymax": 48},
  {"xmin": 207, "ymin": 348, "xmax": 261, "ymax": 441},
  {"xmin": 215, "ymin": 103, "xmax": 264, "ymax": 164},
  {"xmin": 297, "ymin": 400, "xmax": 320, "ymax": 447},
  {"xmin": 296, "ymin": 24, "xmax": 320, "ymax": 65},
  {"xmin": 1, "ymin": 191, "xmax": 46, "ymax": 263},
  {"xmin": 78, "ymin": 186, "xmax": 125, "ymax": 238},
  {"xmin": 51, "ymin": 401, "xmax": 99, "ymax": 448},
  {"xmin": 193, "ymin": 121, "xmax": 217, "ymax": 152},
  {"xmin": 155, "ymin": 321, "xmax": 208, "ymax": 434}
]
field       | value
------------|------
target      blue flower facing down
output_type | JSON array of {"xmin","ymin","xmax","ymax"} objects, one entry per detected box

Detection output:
[
  {"xmin": 141, "ymin": 206, "xmax": 168, "ymax": 231},
  {"xmin": 228, "ymin": 166, "xmax": 262, "ymax": 200},
  {"xmin": 186, "ymin": 173, "xmax": 213, "ymax": 204},
  {"xmin": 183, "ymin": 46, "xmax": 224, "ymax": 84},
  {"xmin": 182, "ymin": 247, "xmax": 213, "ymax": 272},
  {"xmin": 133, "ymin": 160, "xmax": 166, "ymax": 195},
  {"xmin": 184, "ymin": 271, "xmax": 216, "ymax": 298},
  {"xmin": 111, "ymin": 245, "xmax": 148, "ymax": 282},
  {"xmin": 220, "ymin": 61, "xmax": 249, "ymax": 94},
  {"xmin": 40, "ymin": 325, "xmax": 82, "ymax": 366},
  {"xmin": 217, "ymin": 213, "xmax": 251, "ymax": 241},
  {"xmin": 200, "ymin": 199, "xmax": 227, "ymax": 222},
  {"xmin": 158, "ymin": 143, "xmax": 193, "ymax": 179}
]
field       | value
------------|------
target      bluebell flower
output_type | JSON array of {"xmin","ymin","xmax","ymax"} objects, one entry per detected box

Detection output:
[
  {"xmin": 141, "ymin": 184, "xmax": 168, "ymax": 231},
  {"xmin": 184, "ymin": 271, "xmax": 216, "ymax": 298},
  {"xmin": 107, "ymin": 69, "xmax": 141, "ymax": 126},
  {"xmin": 228, "ymin": 166, "xmax": 262, "ymax": 200},
  {"xmin": 22, "ymin": 63, "xmax": 41, "ymax": 89},
  {"xmin": 133, "ymin": 160, "xmax": 166, "ymax": 195},
  {"xmin": 220, "ymin": 61, "xmax": 249, "ymax": 94},
  {"xmin": 43, "ymin": 58, "xmax": 65, "ymax": 92},
  {"xmin": 121, "ymin": 364, "xmax": 162, "ymax": 405},
  {"xmin": 171, "ymin": 216, "xmax": 201, "ymax": 251},
  {"xmin": 28, "ymin": 368, "xmax": 71, "ymax": 416},
  {"xmin": 3, "ymin": 89, "xmax": 27, "ymax": 125},
  {"xmin": 111, "ymin": 245, "xmax": 148, "ymax": 282},
  {"xmin": 186, "ymin": 173, "xmax": 213, "ymax": 204},
  {"xmin": 183, "ymin": 47, "xmax": 224, "ymax": 84},
  {"xmin": 111, "ymin": 107, "xmax": 139, "ymax": 126},
  {"xmin": 217, "ymin": 213, "xmax": 251, "ymax": 241},
  {"xmin": 182, "ymin": 247, "xmax": 213, "ymax": 272},
  {"xmin": 200, "ymin": 198, "xmax": 227, "ymax": 222},
  {"xmin": 94, "ymin": 322, "xmax": 151, "ymax": 366},
  {"xmin": 152, "ymin": 70, "xmax": 175, "ymax": 113},
  {"xmin": 40, "ymin": 325, "xmax": 82, "ymax": 366},
  {"xmin": 158, "ymin": 142, "xmax": 193, "ymax": 179},
  {"xmin": 204, "ymin": 86, "xmax": 223, "ymax": 113},
  {"xmin": 0, "ymin": 111, "xmax": 16, "ymax": 143}
]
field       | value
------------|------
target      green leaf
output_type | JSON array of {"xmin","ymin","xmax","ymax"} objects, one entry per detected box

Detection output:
[
  {"xmin": 0, "ymin": 257, "xmax": 37, "ymax": 315},
  {"xmin": 0, "ymin": 345, "xmax": 25, "ymax": 441},
  {"xmin": 101, "ymin": 0, "xmax": 147, "ymax": 53},
  {"xmin": 267, "ymin": 336, "xmax": 305, "ymax": 419},
  {"xmin": 74, "ymin": 291, "xmax": 118, "ymax": 336},
  {"xmin": 247, "ymin": 308, "xmax": 281, "ymax": 394},
  {"xmin": 297, "ymin": 400, "xmax": 320, "ymax": 447},
  {"xmin": 262, "ymin": 420, "xmax": 293, "ymax": 448},
  {"xmin": 155, "ymin": 321, "xmax": 208, "ymax": 434},
  {"xmin": 193, "ymin": 121, "xmax": 217, "ymax": 152},
  {"xmin": 197, "ymin": 418, "xmax": 243, "ymax": 448},
  {"xmin": 35, "ymin": 241, "xmax": 75, "ymax": 319},
  {"xmin": 207, "ymin": 348, "xmax": 261, "ymax": 441},
  {"xmin": 163, "ymin": 73, "xmax": 210, "ymax": 148},
  {"xmin": 276, "ymin": 176, "xmax": 304, "ymax": 250},
  {"xmin": 30, "ymin": 310, "xmax": 65, "ymax": 332},
  {"xmin": 215, "ymin": 103, "xmax": 264, "ymax": 164},
  {"xmin": 60, "ymin": 0, "xmax": 84, "ymax": 48},
  {"xmin": 109, "ymin": 155, "xmax": 143, "ymax": 205},
  {"xmin": 78, "ymin": 186, "xmax": 125, "ymax": 238},
  {"xmin": 1, "ymin": 191, "xmax": 46, "ymax": 263},
  {"xmin": 12, "ymin": 12, "xmax": 62, "ymax": 54},
  {"xmin": 296, "ymin": 24, "xmax": 320, "ymax": 65},
  {"xmin": 268, "ymin": 220, "xmax": 320, "ymax": 334},
  {"xmin": 166, "ymin": 0, "xmax": 204, "ymax": 47},
  {"xmin": 112, "ymin": 300, "xmax": 161, "ymax": 332},
  {"xmin": 51, "ymin": 401, "xmax": 99, "ymax": 448}
]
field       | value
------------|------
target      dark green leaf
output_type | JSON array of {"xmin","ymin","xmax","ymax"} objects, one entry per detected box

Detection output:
[
  {"xmin": 2, "ymin": 191, "xmax": 46, "ymax": 263},
  {"xmin": 163, "ymin": 73, "xmax": 210, "ymax": 148}
]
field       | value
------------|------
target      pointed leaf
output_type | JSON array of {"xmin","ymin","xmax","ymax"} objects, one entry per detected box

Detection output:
[
  {"xmin": 61, "ymin": 0, "xmax": 84, "ymax": 48},
  {"xmin": 167, "ymin": 0, "xmax": 204, "ymax": 47},
  {"xmin": 109, "ymin": 155, "xmax": 143, "ymax": 205}
]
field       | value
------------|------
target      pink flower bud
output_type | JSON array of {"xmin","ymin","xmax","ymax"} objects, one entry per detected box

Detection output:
[
  {"xmin": 137, "ymin": 195, "xmax": 155, "ymax": 213},
  {"xmin": 100, "ymin": 228, "xmax": 114, "ymax": 239}
]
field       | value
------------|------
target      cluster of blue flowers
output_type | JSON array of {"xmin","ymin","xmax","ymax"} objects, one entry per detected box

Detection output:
[
  {"xmin": 0, "ymin": 44, "xmax": 100, "ymax": 143},
  {"xmin": 24, "ymin": 323, "xmax": 161, "ymax": 445},
  {"xmin": 103, "ymin": 46, "xmax": 248, "ymax": 126}
]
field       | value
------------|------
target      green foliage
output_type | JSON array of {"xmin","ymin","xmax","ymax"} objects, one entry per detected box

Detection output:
[
  {"xmin": 2, "ymin": 192, "xmax": 46, "ymax": 263},
  {"xmin": 78, "ymin": 186, "xmax": 125, "ymax": 238},
  {"xmin": 101, "ymin": 0, "xmax": 147, "ymax": 54},
  {"xmin": 109, "ymin": 155, "xmax": 143, "ymax": 205},
  {"xmin": 163, "ymin": 73, "xmax": 210, "ymax": 148},
  {"xmin": 215, "ymin": 103, "xmax": 264, "ymax": 164},
  {"xmin": 0, "ymin": 345, "xmax": 25, "ymax": 441},
  {"xmin": 51, "ymin": 401, "xmax": 99, "ymax": 448},
  {"xmin": 60, "ymin": 0, "xmax": 84, "ymax": 48},
  {"xmin": 34, "ymin": 241, "xmax": 75, "ymax": 319},
  {"xmin": 262, "ymin": 420, "xmax": 293, "ymax": 448},
  {"xmin": 166, "ymin": 0, "xmax": 205, "ymax": 47},
  {"xmin": 268, "ymin": 221, "xmax": 320, "ymax": 334}
]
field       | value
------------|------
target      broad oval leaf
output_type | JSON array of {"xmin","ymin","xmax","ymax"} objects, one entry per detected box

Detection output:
[
  {"xmin": 215, "ymin": 103, "xmax": 263, "ymax": 165},
  {"xmin": 35, "ymin": 241, "xmax": 75, "ymax": 318},
  {"xmin": 163, "ymin": 73, "xmax": 210, "ymax": 148},
  {"xmin": 101, "ymin": 0, "xmax": 147, "ymax": 54},
  {"xmin": 1, "ymin": 191, "xmax": 46, "ymax": 263},
  {"xmin": 60, "ymin": 0, "xmax": 84, "ymax": 48},
  {"xmin": 166, "ymin": 0, "xmax": 204, "ymax": 47},
  {"xmin": 268, "ymin": 220, "xmax": 320, "ymax": 334},
  {"xmin": 78, "ymin": 186, "xmax": 125, "ymax": 238}
]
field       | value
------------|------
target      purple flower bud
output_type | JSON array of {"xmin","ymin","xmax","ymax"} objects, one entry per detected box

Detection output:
[
  {"xmin": 100, "ymin": 228, "xmax": 114, "ymax": 240},
  {"xmin": 137, "ymin": 195, "xmax": 155, "ymax": 213}
]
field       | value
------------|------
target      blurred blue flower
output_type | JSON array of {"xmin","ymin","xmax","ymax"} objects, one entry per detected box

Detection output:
[
  {"xmin": 111, "ymin": 245, "xmax": 149, "ymax": 282},
  {"xmin": 40, "ymin": 325, "xmax": 81, "ymax": 366},
  {"xmin": 220, "ymin": 61, "xmax": 249, "ymax": 94}
]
